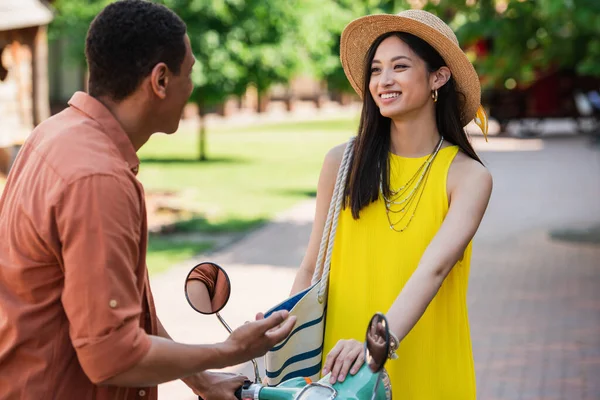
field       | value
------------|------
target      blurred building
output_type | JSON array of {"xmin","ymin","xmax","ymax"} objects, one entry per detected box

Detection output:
[
  {"xmin": 48, "ymin": 36, "xmax": 87, "ymax": 115},
  {"xmin": 0, "ymin": 0, "xmax": 54, "ymax": 175}
]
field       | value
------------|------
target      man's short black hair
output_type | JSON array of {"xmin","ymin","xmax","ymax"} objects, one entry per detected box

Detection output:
[{"xmin": 85, "ymin": 0, "xmax": 187, "ymax": 101}]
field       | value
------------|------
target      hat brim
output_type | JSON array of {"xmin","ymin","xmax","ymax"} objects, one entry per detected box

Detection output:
[{"xmin": 340, "ymin": 14, "xmax": 481, "ymax": 127}]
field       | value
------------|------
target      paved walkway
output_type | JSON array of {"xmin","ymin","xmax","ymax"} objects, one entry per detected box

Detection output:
[{"xmin": 151, "ymin": 135, "xmax": 600, "ymax": 399}]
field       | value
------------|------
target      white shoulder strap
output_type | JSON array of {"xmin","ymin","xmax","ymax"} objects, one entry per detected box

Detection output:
[{"xmin": 310, "ymin": 137, "xmax": 356, "ymax": 303}]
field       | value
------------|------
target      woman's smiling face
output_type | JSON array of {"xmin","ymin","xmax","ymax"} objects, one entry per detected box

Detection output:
[{"xmin": 368, "ymin": 35, "xmax": 434, "ymax": 120}]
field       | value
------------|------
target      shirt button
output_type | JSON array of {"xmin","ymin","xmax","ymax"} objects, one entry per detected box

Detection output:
[
  {"xmin": 138, "ymin": 389, "xmax": 146, "ymax": 396},
  {"xmin": 109, "ymin": 299, "xmax": 118, "ymax": 308}
]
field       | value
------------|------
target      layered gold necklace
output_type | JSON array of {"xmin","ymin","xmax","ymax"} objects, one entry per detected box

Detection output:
[{"xmin": 380, "ymin": 137, "xmax": 444, "ymax": 232}]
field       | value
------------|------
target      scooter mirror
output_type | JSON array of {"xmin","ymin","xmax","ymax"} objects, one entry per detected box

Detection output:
[
  {"xmin": 364, "ymin": 313, "xmax": 390, "ymax": 373},
  {"xmin": 184, "ymin": 262, "xmax": 231, "ymax": 315}
]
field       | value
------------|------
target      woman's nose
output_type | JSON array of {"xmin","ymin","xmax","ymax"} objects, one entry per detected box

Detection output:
[{"xmin": 379, "ymin": 68, "xmax": 394, "ymax": 87}]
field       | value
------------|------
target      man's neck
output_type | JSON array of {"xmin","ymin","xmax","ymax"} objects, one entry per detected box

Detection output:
[{"xmin": 96, "ymin": 95, "xmax": 152, "ymax": 151}]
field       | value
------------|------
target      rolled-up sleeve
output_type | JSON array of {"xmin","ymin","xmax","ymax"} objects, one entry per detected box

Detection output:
[
  {"xmin": 188, "ymin": 265, "xmax": 218, "ymax": 297},
  {"xmin": 55, "ymin": 174, "xmax": 151, "ymax": 384}
]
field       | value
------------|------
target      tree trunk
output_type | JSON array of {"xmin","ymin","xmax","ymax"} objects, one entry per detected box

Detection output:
[
  {"xmin": 255, "ymin": 75, "xmax": 269, "ymax": 113},
  {"xmin": 198, "ymin": 103, "xmax": 207, "ymax": 161},
  {"xmin": 256, "ymin": 90, "xmax": 263, "ymax": 113}
]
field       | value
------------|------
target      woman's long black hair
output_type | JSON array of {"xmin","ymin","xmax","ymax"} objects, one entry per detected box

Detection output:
[{"xmin": 344, "ymin": 32, "xmax": 482, "ymax": 219}]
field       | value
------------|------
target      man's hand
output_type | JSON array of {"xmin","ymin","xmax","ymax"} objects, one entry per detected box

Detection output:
[
  {"xmin": 183, "ymin": 371, "xmax": 246, "ymax": 400},
  {"xmin": 224, "ymin": 310, "xmax": 296, "ymax": 365}
]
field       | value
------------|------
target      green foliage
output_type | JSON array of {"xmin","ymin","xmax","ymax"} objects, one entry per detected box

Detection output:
[
  {"xmin": 164, "ymin": 0, "xmax": 312, "ymax": 108},
  {"xmin": 47, "ymin": 0, "xmax": 112, "ymax": 67},
  {"xmin": 48, "ymin": 0, "xmax": 600, "ymax": 99},
  {"xmin": 424, "ymin": 0, "xmax": 600, "ymax": 88},
  {"xmin": 146, "ymin": 237, "xmax": 212, "ymax": 275},
  {"xmin": 314, "ymin": 0, "xmax": 600, "ymax": 91}
]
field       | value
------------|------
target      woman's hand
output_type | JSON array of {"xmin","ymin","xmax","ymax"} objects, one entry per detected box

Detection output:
[{"xmin": 322, "ymin": 339, "xmax": 365, "ymax": 384}]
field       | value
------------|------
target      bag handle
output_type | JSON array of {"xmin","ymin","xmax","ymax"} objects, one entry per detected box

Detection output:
[{"xmin": 311, "ymin": 137, "xmax": 356, "ymax": 303}]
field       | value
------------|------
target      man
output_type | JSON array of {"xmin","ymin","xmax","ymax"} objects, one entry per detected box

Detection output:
[{"xmin": 0, "ymin": 1, "xmax": 295, "ymax": 399}]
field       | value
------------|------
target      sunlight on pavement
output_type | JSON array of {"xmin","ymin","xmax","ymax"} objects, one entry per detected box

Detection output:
[{"xmin": 473, "ymin": 137, "xmax": 545, "ymax": 152}]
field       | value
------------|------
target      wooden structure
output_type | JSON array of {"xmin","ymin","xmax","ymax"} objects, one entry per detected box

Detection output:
[{"xmin": 0, "ymin": 0, "xmax": 54, "ymax": 175}]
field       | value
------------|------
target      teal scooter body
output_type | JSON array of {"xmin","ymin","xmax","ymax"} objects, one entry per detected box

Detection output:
[{"xmin": 239, "ymin": 363, "xmax": 391, "ymax": 400}]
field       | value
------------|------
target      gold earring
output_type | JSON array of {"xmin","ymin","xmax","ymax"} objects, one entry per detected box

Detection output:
[{"xmin": 432, "ymin": 89, "xmax": 438, "ymax": 103}]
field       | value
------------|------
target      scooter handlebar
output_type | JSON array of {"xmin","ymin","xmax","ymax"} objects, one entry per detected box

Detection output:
[
  {"xmin": 197, "ymin": 380, "xmax": 247, "ymax": 400},
  {"xmin": 235, "ymin": 385, "xmax": 243, "ymax": 400}
]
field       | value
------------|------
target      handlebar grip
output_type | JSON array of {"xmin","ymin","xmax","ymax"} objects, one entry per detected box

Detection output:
[
  {"xmin": 198, "ymin": 381, "xmax": 247, "ymax": 400},
  {"xmin": 234, "ymin": 385, "xmax": 243, "ymax": 400}
]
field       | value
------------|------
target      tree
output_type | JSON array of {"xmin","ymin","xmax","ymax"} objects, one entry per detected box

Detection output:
[
  {"xmin": 421, "ymin": 0, "xmax": 600, "ymax": 89},
  {"xmin": 50, "ymin": 0, "xmax": 315, "ymax": 160},
  {"xmin": 166, "ymin": 0, "xmax": 313, "ymax": 160},
  {"xmin": 316, "ymin": 0, "xmax": 600, "ymax": 92}
]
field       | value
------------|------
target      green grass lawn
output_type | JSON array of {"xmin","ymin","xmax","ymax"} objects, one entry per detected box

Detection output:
[{"xmin": 139, "ymin": 115, "xmax": 359, "ymax": 274}]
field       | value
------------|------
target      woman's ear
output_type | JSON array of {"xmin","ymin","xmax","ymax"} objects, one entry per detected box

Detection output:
[
  {"xmin": 150, "ymin": 62, "xmax": 170, "ymax": 99},
  {"xmin": 431, "ymin": 66, "xmax": 451, "ymax": 91}
]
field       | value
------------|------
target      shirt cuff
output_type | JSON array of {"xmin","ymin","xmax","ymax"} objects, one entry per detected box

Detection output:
[{"xmin": 74, "ymin": 318, "xmax": 152, "ymax": 384}]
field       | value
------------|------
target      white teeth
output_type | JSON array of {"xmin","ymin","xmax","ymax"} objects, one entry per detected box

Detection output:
[{"xmin": 381, "ymin": 92, "xmax": 400, "ymax": 99}]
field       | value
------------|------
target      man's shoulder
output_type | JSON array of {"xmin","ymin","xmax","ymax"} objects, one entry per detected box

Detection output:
[{"xmin": 27, "ymin": 108, "xmax": 128, "ymax": 183}]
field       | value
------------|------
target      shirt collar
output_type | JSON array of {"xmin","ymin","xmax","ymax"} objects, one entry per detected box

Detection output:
[{"xmin": 68, "ymin": 92, "xmax": 140, "ymax": 175}]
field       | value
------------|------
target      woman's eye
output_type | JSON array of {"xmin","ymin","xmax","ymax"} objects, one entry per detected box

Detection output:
[
  {"xmin": 394, "ymin": 64, "xmax": 408, "ymax": 70},
  {"xmin": 370, "ymin": 67, "xmax": 381, "ymax": 73}
]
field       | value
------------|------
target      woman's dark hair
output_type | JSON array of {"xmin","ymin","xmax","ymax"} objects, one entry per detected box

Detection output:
[
  {"xmin": 344, "ymin": 31, "xmax": 482, "ymax": 219},
  {"xmin": 85, "ymin": 0, "xmax": 187, "ymax": 101}
]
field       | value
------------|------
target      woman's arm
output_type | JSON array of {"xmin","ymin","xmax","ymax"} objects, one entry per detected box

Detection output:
[
  {"xmin": 289, "ymin": 142, "xmax": 348, "ymax": 296},
  {"xmin": 386, "ymin": 155, "xmax": 493, "ymax": 343}
]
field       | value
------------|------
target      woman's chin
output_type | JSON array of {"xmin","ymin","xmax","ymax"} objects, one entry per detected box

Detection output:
[{"xmin": 378, "ymin": 107, "xmax": 403, "ymax": 119}]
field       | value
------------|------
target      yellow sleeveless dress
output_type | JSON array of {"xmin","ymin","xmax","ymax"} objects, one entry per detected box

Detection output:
[{"xmin": 322, "ymin": 145, "xmax": 476, "ymax": 399}]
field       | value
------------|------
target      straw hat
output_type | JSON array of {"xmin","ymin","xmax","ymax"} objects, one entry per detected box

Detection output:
[{"xmin": 340, "ymin": 9, "xmax": 481, "ymax": 127}]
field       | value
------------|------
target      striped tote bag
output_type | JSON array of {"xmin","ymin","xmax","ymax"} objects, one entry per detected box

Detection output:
[{"xmin": 263, "ymin": 137, "xmax": 355, "ymax": 386}]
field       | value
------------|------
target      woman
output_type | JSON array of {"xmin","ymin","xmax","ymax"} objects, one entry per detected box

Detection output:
[{"xmin": 289, "ymin": 10, "xmax": 492, "ymax": 399}]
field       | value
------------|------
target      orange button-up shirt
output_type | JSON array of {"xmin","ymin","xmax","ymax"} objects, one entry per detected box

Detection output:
[{"xmin": 0, "ymin": 92, "xmax": 158, "ymax": 400}]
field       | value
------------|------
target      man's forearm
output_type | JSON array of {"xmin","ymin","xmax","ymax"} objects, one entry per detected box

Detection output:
[
  {"xmin": 155, "ymin": 317, "xmax": 207, "ymax": 388},
  {"xmin": 157, "ymin": 317, "xmax": 172, "ymax": 340},
  {"xmin": 100, "ymin": 335, "xmax": 232, "ymax": 387},
  {"xmin": 103, "ymin": 311, "xmax": 295, "ymax": 389}
]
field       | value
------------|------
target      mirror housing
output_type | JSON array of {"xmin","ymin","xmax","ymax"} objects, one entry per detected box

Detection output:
[
  {"xmin": 364, "ymin": 313, "xmax": 390, "ymax": 373},
  {"xmin": 184, "ymin": 262, "xmax": 231, "ymax": 315}
]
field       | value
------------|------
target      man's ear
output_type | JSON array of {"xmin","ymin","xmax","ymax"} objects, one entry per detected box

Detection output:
[
  {"xmin": 150, "ymin": 63, "xmax": 169, "ymax": 99},
  {"xmin": 431, "ymin": 66, "xmax": 451, "ymax": 91}
]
